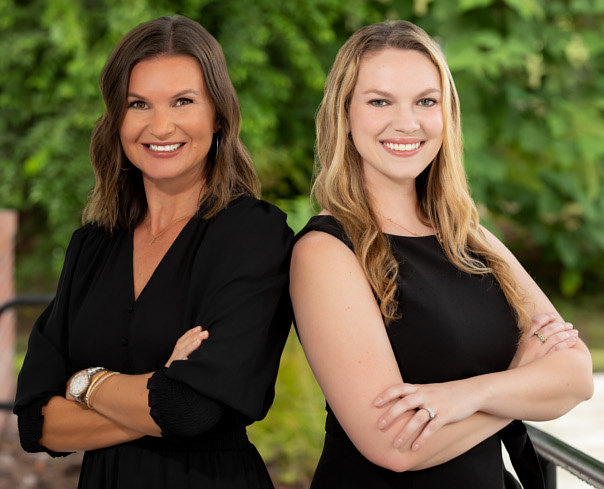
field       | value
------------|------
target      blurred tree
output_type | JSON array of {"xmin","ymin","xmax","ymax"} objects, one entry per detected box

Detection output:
[{"xmin": 1, "ymin": 0, "xmax": 603, "ymax": 294}]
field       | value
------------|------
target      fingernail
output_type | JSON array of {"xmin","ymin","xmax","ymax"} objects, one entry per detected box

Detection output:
[
  {"xmin": 551, "ymin": 313, "xmax": 558, "ymax": 317},
  {"xmin": 201, "ymin": 331, "xmax": 209, "ymax": 337},
  {"xmin": 394, "ymin": 438, "xmax": 403, "ymax": 448},
  {"xmin": 572, "ymin": 329, "xmax": 579, "ymax": 335},
  {"xmin": 412, "ymin": 443, "xmax": 420, "ymax": 451},
  {"xmin": 565, "ymin": 322, "xmax": 573, "ymax": 329},
  {"xmin": 378, "ymin": 419, "xmax": 386, "ymax": 429},
  {"xmin": 374, "ymin": 397, "xmax": 383, "ymax": 406}
]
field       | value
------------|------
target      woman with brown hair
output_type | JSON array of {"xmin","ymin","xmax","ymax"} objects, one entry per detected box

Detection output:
[
  {"xmin": 14, "ymin": 15, "xmax": 292, "ymax": 489},
  {"xmin": 290, "ymin": 20, "xmax": 593, "ymax": 488}
]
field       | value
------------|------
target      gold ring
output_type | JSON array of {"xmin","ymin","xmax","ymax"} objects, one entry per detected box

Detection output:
[{"xmin": 535, "ymin": 331, "xmax": 546, "ymax": 344}]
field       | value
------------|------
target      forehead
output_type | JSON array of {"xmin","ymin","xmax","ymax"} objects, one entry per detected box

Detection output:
[
  {"xmin": 128, "ymin": 55, "xmax": 205, "ymax": 91},
  {"xmin": 354, "ymin": 47, "xmax": 441, "ymax": 95}
]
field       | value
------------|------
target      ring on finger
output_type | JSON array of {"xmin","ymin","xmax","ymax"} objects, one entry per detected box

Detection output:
[
  {"xmin": 420, "ymin": 406, "xmax": 436, "ymax": 420},
  {"xmin": 534, "ymin": 331, "xmax": 546, "ymax": 344}
]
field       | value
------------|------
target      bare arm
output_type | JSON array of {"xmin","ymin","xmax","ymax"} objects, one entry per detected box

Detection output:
[
  {"xmin": 373, "ymin": 227, "xmax": 593, "ymax": 453},
  {"xmin": 291, "ymin": 230, "xmax": 592, "ymax": 472},
  {"xmin": 40, "ymin": 327, "xmax": 207, "ymax": 452},
  {"xmin": 465, "ymin": 227, "xmax": 593, "ymax": 418},
  {"xmin": 291, "ymin": 231, "xmax": 511, "ymax": 471},
  {"xmin": 40, "ymin": 396, "xmax": 144, "ymax": 452}
]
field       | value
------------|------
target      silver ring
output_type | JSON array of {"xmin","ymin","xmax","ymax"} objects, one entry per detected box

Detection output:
[
  {"xmin": 534, "ymin": 331, "xmax": 546, "ymax": 344},
  {"xmin": 421, "ymin": 407, "xmax": 436, "ymax": 420}
]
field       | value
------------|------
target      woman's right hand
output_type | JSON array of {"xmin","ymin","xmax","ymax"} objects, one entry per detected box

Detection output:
[
  {"xmin": 165, "ymin": 326, "xmax": 208, "ymax": 368},
  {"xmin": 508, "ymin": 313, "xmax": 578, "ymax": 369}
]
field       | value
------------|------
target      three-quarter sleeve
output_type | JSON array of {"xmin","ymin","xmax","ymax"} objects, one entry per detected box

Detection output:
[
  {"xmin": 13, "ymin": 228, "xmax": 88, "ymax": 456},
  {"xmin": 163, "ymin": 196, "xmax": 293, "ymax": 424}
]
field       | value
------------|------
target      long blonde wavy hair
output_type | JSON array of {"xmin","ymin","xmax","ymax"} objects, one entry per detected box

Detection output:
[{"xmin": 313, "ymin": 21, "xmax": 529, "ymax": 330}]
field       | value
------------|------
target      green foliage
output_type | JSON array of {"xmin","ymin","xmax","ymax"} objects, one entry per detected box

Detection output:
[
  {"xmin": 1, "ymin": 1, "xmax": 603, "ymax": 288},
  {"xmin": 248, "ymin": 332, "xmax": 325, "ymax": 485}
]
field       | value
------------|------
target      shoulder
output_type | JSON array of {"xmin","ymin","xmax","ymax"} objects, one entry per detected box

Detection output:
[
  {"xmin": 291, "ymin": 219, "xmax": 360, "ymax": 284},
  {"xmin": 295, "ymin": 214, "xmax": 352, "ymax": 248},
  {"xmin": 213, "ymin": 194, "xmax": 290, "ymax": 235},
  {"xmin": 63, "ymin": 223, "xmax": 110, "ymax": 258},
  {"xmin": 202, "ymin": 195, "xmax": 293, "ymax": 259},
  {"xmin": 478, "ymin": 224, "xmax": 516, "ymax": 263}
]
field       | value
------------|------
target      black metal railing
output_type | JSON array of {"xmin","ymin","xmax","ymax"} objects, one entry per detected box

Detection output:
[
  {"xmin": 0, "ymin": 295, "xmax": 53, "ymax": 412},
  {"xmin": 527, "ymin": 424, "xmax": 604, "ymax": 488},
  {"xmin": 1, "ymin": 297, "xmax": 604, "ymax": 488}
]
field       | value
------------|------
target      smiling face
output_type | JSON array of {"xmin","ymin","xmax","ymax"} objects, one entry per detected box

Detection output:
[
  {"xmin": 119, "ymin": 55, "xmax": 217, "ymax": 189},
  {"xmin": 348, "ymin": 47, "xmax": 444, "ymax": 192}
]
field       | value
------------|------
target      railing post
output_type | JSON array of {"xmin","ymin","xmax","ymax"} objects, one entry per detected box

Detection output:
[
  {"xmin": 539, "ymin": 453, "xmax": 557, "ymax": 489},
  {"xmin": 0, "ymin": 209, "xmax": 18, "ymax": 429}
]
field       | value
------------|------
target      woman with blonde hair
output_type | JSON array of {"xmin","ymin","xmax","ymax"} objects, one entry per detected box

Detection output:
[
  {"xmin": 14, "ymin": 15, "xmax": 292, "ymax": 489},
  {"xmin": 290, "ymin": 20, "xmax": 592, "ymax": 488}
]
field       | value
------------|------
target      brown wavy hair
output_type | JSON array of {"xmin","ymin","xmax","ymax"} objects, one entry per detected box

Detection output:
[
  {"xmin": 313, "ymin": 21, "xmax": 529, "ymax": 330},
  {"xmin": 84, "ymin": 15, "xmax": 259, "ymax": 231}
]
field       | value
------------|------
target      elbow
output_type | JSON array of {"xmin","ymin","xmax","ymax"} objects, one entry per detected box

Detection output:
[{"xmin": 360, "ymin": 447, "xmax": 416, "ymax": 473}]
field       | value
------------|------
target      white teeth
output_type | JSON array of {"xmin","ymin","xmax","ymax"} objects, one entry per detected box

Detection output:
[
  {"xmin": 148, "ymin": 143, "xmax": 183, "ymax": 152},
  {"xmin": 383, "ymin": 142, "xmax": 421, "ymax": 152}
]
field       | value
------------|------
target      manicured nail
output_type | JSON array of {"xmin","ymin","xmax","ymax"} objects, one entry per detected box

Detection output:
[
  {"xmin": 374, "ymin": 397, "xmax": 383, "ymax": 406},
  {"xmin": 394, "ymin": 438, "xmax": 403, "ymax": 448},
  {"xmin": 378, "ymin": 419, "xmax": 387, "ymax": 429},
  {"xmin": 572, "ymin": 329, "xmax": 579, "ymax": 335},
  {"xmin": 412, "ymin": 443, "xmax": 420, "ymax": 451}
]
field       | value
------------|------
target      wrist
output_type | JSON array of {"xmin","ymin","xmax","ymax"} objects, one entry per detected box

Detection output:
[
  {"xmin": 86, "ymin": 371, "xmax": 120, "ymax": 409},
  {"xmin": 68, "ymin": 367, "xmax": 106, "ymax": 405}
]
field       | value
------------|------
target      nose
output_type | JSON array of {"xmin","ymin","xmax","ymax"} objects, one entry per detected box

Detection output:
[
  {"xmin": 149, "ymin": 107, "xmax": 176, "ymax": 139},
  {"xmin": 392, "ymin": 105, "xmax": 420, "ymax": 134}
]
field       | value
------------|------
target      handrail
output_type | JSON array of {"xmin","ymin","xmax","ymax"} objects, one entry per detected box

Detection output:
[
  {"xmin": 0, "ymin": 295, "xmax": 54, "ymax": 316},
  {"xmin": 526, "ymin": 424, "xmax": 604, "ymax": 488},
  {"xmin": 1, "ymin": 296, "xmax": 54, "ymax": 412}
]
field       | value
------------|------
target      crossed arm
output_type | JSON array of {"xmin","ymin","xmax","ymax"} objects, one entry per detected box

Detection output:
[
  {"xmin": 40, "ymin": 327, "xmax": 207, "ymax": 452},
  {"xmin": 289, "ymin": 228, "xmax": 593, "ymax": 472}
]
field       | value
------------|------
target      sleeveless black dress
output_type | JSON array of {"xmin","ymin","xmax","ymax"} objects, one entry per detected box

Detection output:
[{"xmin": 296, "ymin": 215, "xmax": 540, "ymax": 489}]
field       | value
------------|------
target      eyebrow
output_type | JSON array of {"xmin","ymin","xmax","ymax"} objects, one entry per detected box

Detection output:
[
  {"xmin": 361, "ymin": 88, "xmax": 441, "ymax": 97},
  {"xmin": 126, "ymin": 89, "xmax": 202, "ymax": 99}
]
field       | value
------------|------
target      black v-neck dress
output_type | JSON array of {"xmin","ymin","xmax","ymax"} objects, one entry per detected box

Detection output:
[
  {"xmin": 296, "ymin": 215, "xmax": 528, "ymax": 489},
  {"xmin": 14, "ymin": 195, "xmax": 293, "ymax": 489}
]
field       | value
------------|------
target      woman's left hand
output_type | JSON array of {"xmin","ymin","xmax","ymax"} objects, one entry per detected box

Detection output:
[
  {"xmin": 373, "ymin": 379, "xmax": 481, "ymax": 451},
  {"xmin": 165, "ymin": 326, "xmax": 208, "ymax": 368}
]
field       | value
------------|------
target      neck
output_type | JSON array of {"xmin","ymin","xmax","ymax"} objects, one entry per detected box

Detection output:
[
  {"xmin": 143, "ymin": 179, "xmax": 205, "ymax": 234},
  {"xmin": 366, "ymin": 181, "xmax": 434, "ymax": 236}
]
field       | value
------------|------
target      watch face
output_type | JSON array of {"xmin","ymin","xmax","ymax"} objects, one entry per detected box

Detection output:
[{"xmin": 70, "ymin": 372, "xmax": 89, "ymax": 397}]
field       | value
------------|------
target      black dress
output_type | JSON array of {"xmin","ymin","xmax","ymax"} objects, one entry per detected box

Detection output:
[
  {"xmin": 296, "ymin": 215, "xmax": 540, "ymax": 489},
  {"xmin": 14, "ymin": 195, "xmax": 293, "ymax": 489}
]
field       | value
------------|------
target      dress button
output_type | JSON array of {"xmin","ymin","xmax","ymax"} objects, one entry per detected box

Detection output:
[{"xmin": 121, "ymin": 338, "xmax": 129, "ymax": 346}]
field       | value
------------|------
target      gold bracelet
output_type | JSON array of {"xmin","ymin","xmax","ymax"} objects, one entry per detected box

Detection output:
[{"xmin": 85, "ymin": 371, "xmax": 120, "ymax": 409}]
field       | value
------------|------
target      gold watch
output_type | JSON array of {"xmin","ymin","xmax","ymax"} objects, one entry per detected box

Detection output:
[{"xmin": 68, "ymin": 367, "xmax": 106, "ymax": 404}]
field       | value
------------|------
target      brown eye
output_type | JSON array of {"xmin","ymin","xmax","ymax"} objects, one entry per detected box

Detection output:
[
  {"xmin": 175, "ymin": 98, "xmax": 193, "ymax": 107},
  {"xmin": 129, "ymin": 100, "xmax": 147, "ymax": 109}
]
